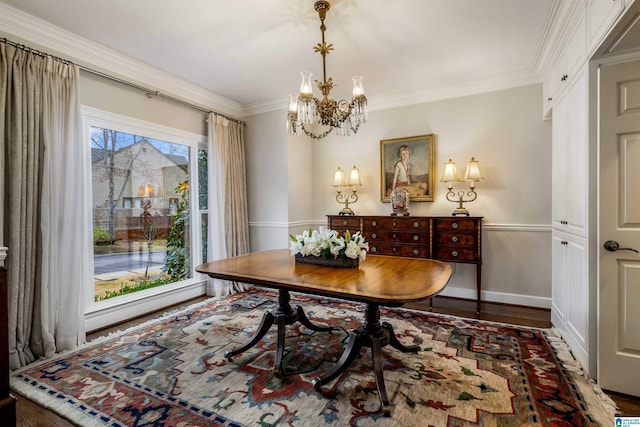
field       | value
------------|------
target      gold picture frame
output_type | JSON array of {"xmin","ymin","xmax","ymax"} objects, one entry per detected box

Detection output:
[{"xmin": 380, "ymin": 134, "xmax": 435, "ymax": 202}]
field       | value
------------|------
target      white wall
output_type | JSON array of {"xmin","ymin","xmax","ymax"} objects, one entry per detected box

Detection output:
[
  {"xmin": 80, "ymin": 71, "xmax": 207, "ymax": 135},
  {"xmin": 244, "ymin": 110, "xmax": 292, "ymax": 250},
  {"xmin": 245, "ymin": 84, "xmax": 553, "ymax": 307}
]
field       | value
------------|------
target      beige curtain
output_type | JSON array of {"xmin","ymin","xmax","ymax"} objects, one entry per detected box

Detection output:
[
  {"xmin": 0, "ymin": 43, "xmax": 85, "ymax": 369},
  {"xmin": 207, "ymin": 113, "xmax": 250, "ymax": 296}
]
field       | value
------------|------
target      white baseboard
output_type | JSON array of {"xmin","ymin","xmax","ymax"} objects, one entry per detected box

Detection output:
[{"xmin": 437, "ymin": 286, "xmax": 551, "ymax": 309}]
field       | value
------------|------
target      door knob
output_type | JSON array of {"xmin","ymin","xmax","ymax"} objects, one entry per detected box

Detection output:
[{"xmin": 604, "ymin": 240, "xmax": 639, "ymax": 253}]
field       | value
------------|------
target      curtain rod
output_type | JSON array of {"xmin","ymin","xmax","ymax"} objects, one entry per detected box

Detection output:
[{"xmin": 1, "ymin": 37, "xmax": 246, "ymax": 126}]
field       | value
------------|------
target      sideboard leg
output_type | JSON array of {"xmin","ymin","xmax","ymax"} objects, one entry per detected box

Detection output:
[{"xmin": 476, "ymin": 264, "xmax": 482, "ymax": 315}]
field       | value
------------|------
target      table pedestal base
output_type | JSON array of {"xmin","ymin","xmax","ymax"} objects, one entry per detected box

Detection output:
[
  {"xmin": 224, "ymin": 290, "xmax": 333, "ymax": 378},
  {"xmin": 312, "ymin": 302, "xmax": 419, "ymax": 417}
]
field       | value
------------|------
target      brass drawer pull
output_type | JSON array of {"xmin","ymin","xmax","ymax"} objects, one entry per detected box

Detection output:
[
  {"xmin": 371, "ymin": 233, "xmax": 377, "ymax": 239},
  {"xmin": 371, "ymin": 247, "xmax": 377, "ymax": 253},
  {"xmin": 413, "ymin": 222, "xmax": 419, "ymax": 228},
  {"xmin": 392, "ymin": 247, "xmax": 397, "ymax": 252},
  {"xmin": 452, "ymin": 222, "xmax": 459, "ymax": 229},
  {"xmin": 371, "ymin": 221, "xmax": 377, "ymax": 227},
  {"xmin": 392, "ymin": 233, "xmax": 397, "ymax": 239},
  {"xmin": 451, "ymin": 236, "xmax": 459, "ymax": 243},
  {"xmin": 342, "ymin": 220, "xmax": 348, "ymax": 226},
  {"xmin": 413, "ymin": 235, "xmax": 419, "ymax": 241},
  {"xmin": 451, "ymin": 250, "xmax": 459, "ymax": 257},
  {"xmin": 413, "ymin": 249, "xmax": 419, "ymax": 255}
]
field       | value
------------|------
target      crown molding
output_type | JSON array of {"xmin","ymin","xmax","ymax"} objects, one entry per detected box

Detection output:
[
  {"xmin": 0, "ymin": 2, "xmax": 243, "ymax": 118},
  {"xmin": 1, "ymin": 1, "xmax": 561, "ymax": 120},
  {"xmin": 534, "ymin": 0, "xmax": 586, "ymax": 82}
]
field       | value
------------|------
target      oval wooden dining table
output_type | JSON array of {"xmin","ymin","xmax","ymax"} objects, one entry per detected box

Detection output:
[{"xmin": 196, "ymin": 249, "xmax": 452, "ymax": 416}]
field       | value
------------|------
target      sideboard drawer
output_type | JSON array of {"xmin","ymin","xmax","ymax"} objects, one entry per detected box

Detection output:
[
  {"xmin": 328, "ymin": 217, "xmax": 361, "ymax": 232},
  {"xmin": 368, "ymin": 243, "xmax": 428, "ymax": 258},
  {"xmin": 433, "ymin": 218, "xmax": 477, "ymax": 232},
  {"xmin": 363, "ymin": 217, "xmax": 428, "ymax": 231},
  {"xmin": 434, "ymin": 247, "xmax": 478, "ymax": 262},
  {"xmin": 363, "ymin": 230, "xmax": 428, "ymax": 244},
  {"xmin": 434, "ymin": 232, "xmax": 476, "ymax": 247}
]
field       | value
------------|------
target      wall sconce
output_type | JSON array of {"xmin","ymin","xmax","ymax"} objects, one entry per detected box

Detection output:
[
  {"xmin": 332, "ymin": 165, "xmax": 362, "ymax": 216},
  {"xmin": 441, "ymin": 157, "xmax": 484, "ymax": 216}
]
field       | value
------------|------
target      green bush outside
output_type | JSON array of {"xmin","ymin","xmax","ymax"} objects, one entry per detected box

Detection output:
[
  {"xmin": 93, "ymin": 226, "xmax": 110, "ymax": 245},
  {"xmin": 95, "ymin": 276, "xmax": 173, "ymax": 302}
]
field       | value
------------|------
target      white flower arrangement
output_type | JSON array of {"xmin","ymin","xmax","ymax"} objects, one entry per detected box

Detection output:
[{"xmin": 289, "ymin": 226, "xmax": 369, "ymax": 262}]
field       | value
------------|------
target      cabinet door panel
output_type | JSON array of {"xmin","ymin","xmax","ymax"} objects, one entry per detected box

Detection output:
[
  {"xmin": 551, "ymin": 233, "xmax": 566, "ymax": 325},
  {"xmin": 552, "ymin": 92, "xmax": 568, "ymax": 229},
  {"xmin": 566, "ymin": 69, "xmax": 588, "ymax": 237}
]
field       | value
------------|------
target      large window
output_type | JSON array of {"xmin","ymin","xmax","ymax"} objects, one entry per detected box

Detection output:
[{"xmin": 84, "ymin": 109, "xmax": 206, "ymax": 308}]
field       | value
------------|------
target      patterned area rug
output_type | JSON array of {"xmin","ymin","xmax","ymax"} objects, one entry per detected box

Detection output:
[{"xmin": 11, "ymin": 289, "xmax": 615, "ymax": 426}]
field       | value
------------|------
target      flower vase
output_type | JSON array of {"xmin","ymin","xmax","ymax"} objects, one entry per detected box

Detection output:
[{"xmin": 295, "ymin": 254, "xmax": 359, "ymax": 268}]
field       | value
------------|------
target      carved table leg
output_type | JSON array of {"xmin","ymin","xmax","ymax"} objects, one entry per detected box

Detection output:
[
  {"xmin": 296, "ymin": 305, "xmax": 333, "ymax": 332},
  {"xmin": 225, "ymin": 289, "xmax": 332, "ymax": 376},
  {"xmin": 225, "ymin": 311, "xmax": 275, "ymax": 361},
  {"xmin": 383, "ymin": 321, "xmax": 420, "ymax": 353},
  {"xmin": 313, "ymin": 303, "xmax": 417, "ymax": 417}
]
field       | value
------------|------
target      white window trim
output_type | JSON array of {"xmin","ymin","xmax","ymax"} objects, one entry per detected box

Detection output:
[{"xmin": 82, "ymin": 106, "xmax": 209, "ymax": 331}]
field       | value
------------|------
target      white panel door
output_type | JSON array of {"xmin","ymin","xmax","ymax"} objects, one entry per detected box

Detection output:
[{"xmin": 599, "ymin": 60, "xmax": 640, "ymax": 397}]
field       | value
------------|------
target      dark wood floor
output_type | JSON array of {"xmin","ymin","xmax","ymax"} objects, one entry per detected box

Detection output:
[{"xmin": 12, "ymin": 296, "xmax": 640, "ymax": 426}]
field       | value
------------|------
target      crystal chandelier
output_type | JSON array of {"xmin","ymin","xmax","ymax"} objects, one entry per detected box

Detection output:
[{"xmin": 287, "ymin": 0, "xmax": 368, "ymax": 140}]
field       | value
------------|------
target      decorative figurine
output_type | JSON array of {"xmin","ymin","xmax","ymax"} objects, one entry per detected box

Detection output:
[{"xmin": 390, "ymin": 187, "xmax": 410, "ymax": 216}]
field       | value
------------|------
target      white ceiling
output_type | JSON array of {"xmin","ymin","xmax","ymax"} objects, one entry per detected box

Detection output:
[{"xmin": 1, "ymin": 0, "xmax": 555, "ymax": 110}]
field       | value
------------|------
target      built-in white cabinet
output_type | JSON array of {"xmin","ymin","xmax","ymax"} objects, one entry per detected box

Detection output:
[
  {"xmin": 548, "ymin": 6, "xmax": 593, "ymax": 374},
  {"xmin": 543, "ymin": 14, "xmax": 586, "ymax": 117},
  {"xmin": 551, "ymin": 231, "xmax": 589, "ymax": 369},
  {"xmin": 547, "ymin": 0, "xmax": 633, "ymax": 379},
  {"xmin": 587, "ymin": 0, "xmax": 624, "ymax": 54},
  {"xmin": 551, "ymin": 66, "xmax": 588, "ymax": 237}
]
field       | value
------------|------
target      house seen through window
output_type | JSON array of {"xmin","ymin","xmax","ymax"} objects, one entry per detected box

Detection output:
[{"xmin": 91, "ymin": 126, "xmax": 195, "ymax": 301}]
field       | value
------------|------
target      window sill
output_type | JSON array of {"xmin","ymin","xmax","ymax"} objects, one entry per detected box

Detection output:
[{"xmin": 84, "ymin": 277, "xmax": 208, "ymax": 332}]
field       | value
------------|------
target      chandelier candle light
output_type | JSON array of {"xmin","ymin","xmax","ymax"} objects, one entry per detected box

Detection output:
[
  {"xmin": 332, "ymin": 165, "xmax": 362, "ymax": 216},
  {"xmin": 441, "ymin": 157, "xmax": 484, "ymax": 216},
  {"xmin": 287, "ymin": 0, "xmax": 368, "ymax": 140}
]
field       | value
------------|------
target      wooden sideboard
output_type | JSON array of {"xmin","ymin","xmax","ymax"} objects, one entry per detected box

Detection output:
[{"xmin": 327, "ymin": 215, "xmax": 483, "ymax": 313}]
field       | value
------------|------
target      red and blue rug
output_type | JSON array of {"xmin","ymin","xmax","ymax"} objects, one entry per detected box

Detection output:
[{"xmin": 11, "ymin": 288, "xmax": 615, "ymax": 426}]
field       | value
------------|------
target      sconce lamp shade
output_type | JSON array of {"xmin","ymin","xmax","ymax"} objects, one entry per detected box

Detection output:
[
  {"xmin": 463, "ymin": 157, "xmax": 484, "ymax": 181},
  {"xmin": 348, "ymin": 165, "xmax": 362, "ymax": 186},
  {"xmin": 440, "ymin": 159, "xmax": 460, "ymax": 182},
  {"xmin": 332, "ymin": 167, "xmax": 346, "ymax": 187}
]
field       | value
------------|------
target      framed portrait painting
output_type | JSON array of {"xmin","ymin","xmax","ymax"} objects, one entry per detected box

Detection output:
[{"xmin": 380, "ymin": 134, "xmax": 435, "ymax": 202}]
